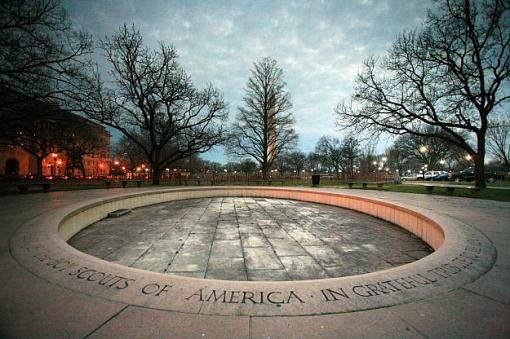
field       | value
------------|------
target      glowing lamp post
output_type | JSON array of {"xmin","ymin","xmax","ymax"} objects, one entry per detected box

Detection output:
[{"xmin": 419, "ymin": 146, "xmax": 428, "ymax": 179}]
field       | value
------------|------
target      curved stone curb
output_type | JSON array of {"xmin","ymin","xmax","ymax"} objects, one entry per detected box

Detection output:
[{"xmin": 9, "ymin": 187, "xmax": 496, "ymax": 316}]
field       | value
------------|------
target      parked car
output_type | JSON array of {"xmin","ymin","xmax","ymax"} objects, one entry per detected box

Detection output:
[
  {"xmin": 401, "ymin": 173, "xmax": 420, "ymax": 181},
  {"xmin": 449, "ymin": 167, "xmax": 475, "ymax": 181},
  {"xmin": 449, "ymin": 167, "xmax": 505, "ymax": 182},
  {"xmin": 424, "ymin": 171, "xmax": 447, "ymax": 180},
  {"xmin": 429, "ymin": 172, "xmax": 449, "ymax": 181}
]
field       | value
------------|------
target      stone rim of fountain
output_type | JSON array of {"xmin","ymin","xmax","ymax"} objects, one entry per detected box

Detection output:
[{"xmin": 9, "ymin": 187, "xmax": 496, "ymax": 316}]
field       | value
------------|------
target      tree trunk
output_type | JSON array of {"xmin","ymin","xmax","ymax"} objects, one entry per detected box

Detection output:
[
  {"xmin": 152, "ymin": 161, "xmax": 161, "ymax": 185},
  {"xmin": 79, "ymin": 161, "xmax": 86, "ymax": 177},
  {"xmin": 261, "ymin": 161, "xmax": 270, "ymax": 179},
  {"xmin": 474, "ymin": 133, "xmax": 486, "ymax": 189},
  {"xmin": 36, "ymin": 157, "xmax": 44, "ymax": 181}
]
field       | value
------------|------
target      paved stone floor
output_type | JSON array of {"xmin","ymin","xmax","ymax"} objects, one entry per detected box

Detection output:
[{"xmin": 69, "ymin": 197, "xmax": 432, "ymax": 281}]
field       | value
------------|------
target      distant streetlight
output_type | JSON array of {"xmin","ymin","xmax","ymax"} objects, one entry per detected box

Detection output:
[
  {"xmin": 419, "ymin": 146, "xmax": 428, "ymax": 179},
  {"xmin": 114, "ymin": 160, "xmax": 120, "ymax": 165},
  {"xmin": 465, "ymin": 154, "xmax": 472, "ymax": 161}
]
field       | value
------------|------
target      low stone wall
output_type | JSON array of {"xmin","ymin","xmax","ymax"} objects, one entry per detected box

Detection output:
[{"xmin": 10, "ymin": 187, "xmax": 495, "ymax": 316}]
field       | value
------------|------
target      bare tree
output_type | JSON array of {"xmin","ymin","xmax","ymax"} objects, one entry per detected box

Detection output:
[
  {"xmin": 227, "ymin": 57, "xmax": 297, "ymax": 178},
  {"xmin": 315, "ymin": 136, "xmax": 343, "ymax": 178},
  {"xmin": 238, "ymin": 159, "xmax": 258, "ymax": 174},
  {"xmin": 80, "ymin": 25, "xmax": 228, "ymax": 185},
  {"xmin": 280, "ymin": 151, "xmax": 307, "ymax": 174},
  {"xmin": 59, "ymin": 119, "xmax": 109, "ymax": 176},
  {"xmin": 0, "ymin": 0, "xmax": 92, "ymax": 123},
  {"xmin": 487, "ymin": 115, "xmax": 510, "ymax": 170},
  {"xmin": 336, "ymin": 0, "xmax": 510, "ymax": 188},
  {"xmin": 392, "ymin": 127, "xmax": 466, "ymax": 171},
  {"xmin": 112, "ymin": 135, "xmax": 147, "ymax": 171},
  {"xmin": 340, "ymin": 136, "xmax": 361, "ymax": 178}
]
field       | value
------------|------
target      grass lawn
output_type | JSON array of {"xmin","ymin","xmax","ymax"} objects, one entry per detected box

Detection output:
[{"xmin": 312, "ymin": 182, "xmax": 510, "ymax": 202}]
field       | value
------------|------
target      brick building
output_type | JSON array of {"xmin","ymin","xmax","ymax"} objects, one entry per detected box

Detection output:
[{"xmin": 0, "ymin": 92, "xmax": 110, "ymax": 179}]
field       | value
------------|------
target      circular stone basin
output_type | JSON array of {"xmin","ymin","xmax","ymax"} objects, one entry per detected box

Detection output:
[
  {"xmin": 11, "ymin": 187, "xmax": 495, "ymax": 316},
  {"xmin": 69, "ymin": 197, "xmax": 432, "ymax": 281}
]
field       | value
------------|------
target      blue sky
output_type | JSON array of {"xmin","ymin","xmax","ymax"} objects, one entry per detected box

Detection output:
[{"xmin": 64, "ymin": 0, "xmax": 432, "ymax": 163}]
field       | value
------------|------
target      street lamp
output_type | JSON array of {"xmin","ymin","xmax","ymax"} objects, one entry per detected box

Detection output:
[
  {"xmin": 465, "ymin": 154, "xmax": 472, "ymax": 161},
  {"xmin": 419, "ymin": 146, "xmax": 428, "ymax": 179}
]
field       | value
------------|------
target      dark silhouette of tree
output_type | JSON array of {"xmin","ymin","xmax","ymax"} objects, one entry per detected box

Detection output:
[
  {"xmin": 392, "ymin": 127, "xmax": 466, "ymax": 171},
  {"xmin": 315, "ymin": 136, "xmax": 343, "ymax": 178},
  {"xmin": 80, "ymin": 25, "xmax": 228, "ymax": 185},
  {"xmin": 238, "ymin": 159, "xmax": 258, "ymax": 174},
  {"xmin": 279, "ymin": 151, "xmax": 307, "ymax": 174},
  {"xmin": 59, "ymin": 119, "xmax": 109, "ymax": 176},
  {"xmin": 336, "ymin": 0, "xmax": 510, "ymax": 188},
  {"xmin": 306, "ymin": 152, "xmax": 322, "ymax": 173},
  {"xmin": 227, "ymin": 57, "xmax": 297, "ymax": 178},
  {"xmin": 313, "ymin": 135, "xmax": 360, "ymax": 178},
  {"xmin": 0, "ymin": 0, "xmax": 92, "ymax": 124},
  {"xmin": 487, "ymin": 115, "xmax": 510, "ymax": 170},
  {"xmin": 340, "ymin": 136, "xmax": 361, "ymax": 178},
  {"xmin": 112, "ymin": 135, "xmax": 147, "ymax": 171}
]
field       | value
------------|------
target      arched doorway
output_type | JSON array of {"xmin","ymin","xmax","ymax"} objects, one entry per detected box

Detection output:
[{"xmin": 5, "ymin": 158, "xmax": 20, "ymax": 176}]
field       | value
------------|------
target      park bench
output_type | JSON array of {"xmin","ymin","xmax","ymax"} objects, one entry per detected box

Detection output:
[
  {"xmin": 105, "ymin": 180, "xmax": 144, "ymax": 188},
  {"xmin": 247, "ymin": 179, "xmax": 285, "ymax": 186},
  {"xmin": 15, "ymin": 182, "xmax": 51, "ymax": 193},
  {"xmin": 347, "ymin": 181, "xmax": 390, "ymax": 190},
  {"xmin": 183, "ymin": 179, "xmax": 216, "ymax": 186},
  {"xmin": 423, "ymin": 184, "xmax": 481, "ymax": 195}
]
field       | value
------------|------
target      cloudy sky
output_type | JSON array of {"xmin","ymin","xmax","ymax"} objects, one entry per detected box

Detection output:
[{"xmin": 63, "ymin": 0, "xmax": 433, "ymax": 163}]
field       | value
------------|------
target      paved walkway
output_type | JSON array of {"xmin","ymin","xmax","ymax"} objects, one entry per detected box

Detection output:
[
  {"xmin": 404, "ymin": 181, "xmax": 510, "ymax": 190},
  {"xmin": 0, "ymin": 187, "xmax": 509, "ymax": 338}
]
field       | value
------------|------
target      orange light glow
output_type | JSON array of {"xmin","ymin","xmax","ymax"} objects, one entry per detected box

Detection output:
[
  {"xmin": 99, "ymin": 164, "xmax": 104, "ymax": 168},
  {"xmin": 141, "ymin": 164, "xmax": 146, "ymax": 168},
  {"xmin": 51, "ymin": 153, "xmax": 57, "ymax": 158},
  {"xmin": 136, "ymin": 167, "xmax": 141, "ymax": 172},
  {"xmin": 121, "ymin": 166, "xmax": 126, "ymax": 170},
  {"xmin": 114, "ymin": 160, "xmax": 120, "ymax": 165},
  {"xmin": 56, "ymin": 160, "xmax": 62, "ymax": 165}
]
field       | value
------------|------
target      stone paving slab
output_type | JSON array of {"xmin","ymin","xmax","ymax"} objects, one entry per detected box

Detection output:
[
  {"xmin": 69, "ymin": 197, "xmax": 432, "ymax": 281},
  {"xmin": 0, "ymin": 186, "xmax": 508, "ymax": 338},
  {"xmin": 88, "ymin": 306, "xmax": 250, "ymax": 339},
  {"xmin": 250, "ymin": 308, "xmax": 426, "ymax": 339},
  {"xmin": 389, "ymin": 289, "xmax": 510, "ymax": 338}
]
